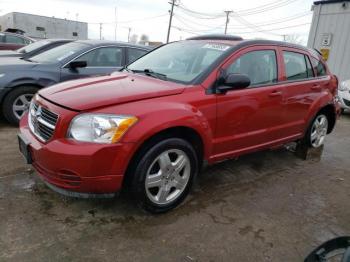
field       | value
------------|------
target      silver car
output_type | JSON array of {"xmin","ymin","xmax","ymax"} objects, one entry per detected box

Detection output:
[{"xmin": 338, "ymin": 80, "xmax": 350, "ymax": 113}]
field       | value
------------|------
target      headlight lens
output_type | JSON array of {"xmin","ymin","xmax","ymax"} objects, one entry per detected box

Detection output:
[
  {"xmin": 68, "ymin": 114, "xmax": 138, "ymax": 143},
  {"xmin": 0, "ymin": 73, "xmax": 5, "ymax": 78},
  {"xmin": 339, "ymin": 80, "xmax": 350, "ymax": 91}
]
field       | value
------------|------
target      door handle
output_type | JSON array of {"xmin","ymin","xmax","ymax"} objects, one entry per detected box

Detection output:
[
  {"xmin": 269, "ymin": 90, "xmax": 282, "ymax": 97},
  {"xmin": 311, "ymin": 84, "xmax": 321, "ymax": 90}
]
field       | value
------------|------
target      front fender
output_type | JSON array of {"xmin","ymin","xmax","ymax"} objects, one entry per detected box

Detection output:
[{"xmin": 97, "ymin": 101, "xmax": 214, "ymax": 160}]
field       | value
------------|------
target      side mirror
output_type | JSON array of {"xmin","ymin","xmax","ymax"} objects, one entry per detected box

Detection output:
[
  {"xmin": 217, "ymin": 73, "xmax": 251, "ymax": 93},
  {"xmin": 68, "ymin": 61, "xmax": 87, "ymax": 69}
]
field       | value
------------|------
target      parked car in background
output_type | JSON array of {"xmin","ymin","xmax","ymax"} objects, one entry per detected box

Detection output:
[
  {"xmin": 0, "ymin": 40, "xmax": 152, "ymax": 124},
  {"xmin": 0, "ymin": 39, "xmax": 73, "ymax": 59},
  {"xmin": 18, "ymin": 35, "xmax": 340, "ymax": 213},
  {"xmin": 338, "ymin": 79, "xmax": 350, "ymax": 113},
  {"xmin": 0, "ymin": 32, "xmax": 34, "ymax": 50}
]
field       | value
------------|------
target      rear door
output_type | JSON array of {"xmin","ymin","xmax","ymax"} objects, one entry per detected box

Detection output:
[
  {"xmin": 279, "ymin": 47, "xmax": 326, "ymax": 135},
  {"xmin": 214, "ymin": 46, "xmax": 293, "ymax": 158},
  {"xmin": 126, "ymin": 47, "xmax": 149, "ymax": 64},
  {"xmin": 60, "ymin": 46, "xmax": 125, "ymax": 82}
]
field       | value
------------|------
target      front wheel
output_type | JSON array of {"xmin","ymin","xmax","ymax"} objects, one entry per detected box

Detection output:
[
  {"xmin": 2, "ymin": 86, "xmax": 38, "ymax": 125},
  {"xmin": 303, "ymin": 113, "xmax": 329, "ymax": 148},
  {"xmin": 131, "ymin": 138, "xmax": 198, "ymax": 213}
]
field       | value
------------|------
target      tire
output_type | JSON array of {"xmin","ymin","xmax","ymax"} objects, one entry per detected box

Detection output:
[
  {"xmin": 2, "ymin": 86, "xmax": 39, "ymax": 125},
  {"xmin": 302, "ymin": 113, "xmax": 329, "ymax": 148},
  {"xmin": 340, "ymin": 108, "xmax": 345, "ymax": 115},
  {"xmin": 131, "ymin": 138, "xmax": 198, "ymax": 213}
]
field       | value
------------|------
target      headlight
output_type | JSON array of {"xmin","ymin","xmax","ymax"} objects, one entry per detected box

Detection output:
[
  {"xmin": 0, "ymin": 73, "xmax": 5, "ymax": 78},
  {"xmin": 339, "ymin": 80, "xmax": 350, "ymax": 91},
  {"xmin": 68, "ymin": 114, "xmax": 138, "ymax": 143}
]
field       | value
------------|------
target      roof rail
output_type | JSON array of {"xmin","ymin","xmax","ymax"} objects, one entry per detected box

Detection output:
[{"xmin": 187, "ymin": 34, "xmax": 243, "ymax": 41}]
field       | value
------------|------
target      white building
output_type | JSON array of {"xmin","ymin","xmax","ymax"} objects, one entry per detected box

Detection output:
[
  {"xmin": 308, "ymin": 0, "xmax": 350, "ymax": 81},
  {"xmin": 0, "ymin": 12, "xmax": 88, "ymax": 40}
]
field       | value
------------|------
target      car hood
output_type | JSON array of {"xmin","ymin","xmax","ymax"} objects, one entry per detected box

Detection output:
[
  {"xmin": 39, "ymin": 72, "xmax": 186, "ymax": 111},
  {"xmin": 0, "ymin": 57, "xmax": 38, "ymax": 71},
  {"xmin": 0, "ymin": 50, "xmax": 21, "ymax": 57}
]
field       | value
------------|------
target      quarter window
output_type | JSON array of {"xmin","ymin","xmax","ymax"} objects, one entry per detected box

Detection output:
[
  {"xmin": 283, "ymin": 51, "xmax": 311, "ymax": 80},
  {"xmin": 77, "ymin": 47, "xmax": 123, "ymax": 67},
  {"xmin": 311, "ymin": 58, "xmax": 327, "ymax": 76},
  {"xmin": 227, "ymin": 50, "xmax": 277, "ymax": 86}
]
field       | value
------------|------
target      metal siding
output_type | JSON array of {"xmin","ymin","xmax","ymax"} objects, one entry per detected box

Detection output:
[{"xmin": 308, "ymin": 2, "xmax": 350, "ymax": 81}]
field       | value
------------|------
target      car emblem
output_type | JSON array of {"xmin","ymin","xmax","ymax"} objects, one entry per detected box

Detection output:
[{"xmin": 35, "ymin": 106, "xmax": 42, "ymax": 118}]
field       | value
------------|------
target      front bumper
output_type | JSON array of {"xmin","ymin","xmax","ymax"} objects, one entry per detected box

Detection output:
[
  {"xmin": 19, "ymin": 114, "xmax": 136, "ymax": 196},
  {"xmin": 338, "ymin": 90, "xmax": 350, "ymax": 110}
]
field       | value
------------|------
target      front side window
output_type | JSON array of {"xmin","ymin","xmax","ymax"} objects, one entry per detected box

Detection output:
[
  {"xmin": 77, "ymin": 47, "xmax": 123, "ymax": 67},
  {"xmin": 128, "ymin": 41, "xmax": 232, "ymax": 84},
  {"xmin": 311, "ymin": 57, "xmax": 327, "ymax": 76},
  {"xmin": 283, "ymin": 51, "xmax": 310, "ymax": 80},
  {"xmin": 227, "ymin": 50, "xmax": 277, "ymax": 86},
  {"xmin": 6, "ymin": 35, "xmax": 25, "ymax": 44}
]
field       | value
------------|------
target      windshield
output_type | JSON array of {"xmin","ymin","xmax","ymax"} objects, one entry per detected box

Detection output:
[
  {"xmin": 30, "ymin": 42, "xmax": 89, "ymax": 64},
  {"xmin": 128, "ymin": 41, "xmax": 231, "ymax": 84},
  {"xmin": 18, "ymin": 40, "xmax": 51, "ymax": 54}
]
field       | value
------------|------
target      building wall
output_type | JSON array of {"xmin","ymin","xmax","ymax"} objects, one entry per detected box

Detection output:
[
  {"xmin": 0, "ymin": 12, "xmax": 88, "ymax": 40},
  {"xmin": 308, "ymin": 2, "xmax": 350, "ymax": 81}
]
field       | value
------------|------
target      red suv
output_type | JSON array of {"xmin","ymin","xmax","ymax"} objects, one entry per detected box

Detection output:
[{"xmin": 18, "ymin": 35, "xmax": 340, "ymax": 213}]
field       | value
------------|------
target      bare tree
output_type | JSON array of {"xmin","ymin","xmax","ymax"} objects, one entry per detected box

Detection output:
[
  {"xmin": 130, "ymin": 34, "xmax": 138, "ymax": 44},
  {"xmin": 284, "ymin": 34, "xmax": 303, "ymax": 45},
  {"xmin": 140, "ymin": 34, "xmax": 149, "ymax": 42}
]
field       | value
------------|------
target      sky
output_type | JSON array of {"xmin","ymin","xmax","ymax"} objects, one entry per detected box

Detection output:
[{"xmin": 0, "ymin": 0, "xmax": 314, "ymax": 44}]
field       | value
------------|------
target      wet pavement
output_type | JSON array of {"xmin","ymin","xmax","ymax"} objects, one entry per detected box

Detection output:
[{"xmin": 1, "ymin": 115, "xmax": 350, "ymax": 261}]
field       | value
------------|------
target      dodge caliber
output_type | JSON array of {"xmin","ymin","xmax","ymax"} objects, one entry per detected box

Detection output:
[{"xmin": 18, "ymin": 35, "xmax": 340, "ymax": 213}]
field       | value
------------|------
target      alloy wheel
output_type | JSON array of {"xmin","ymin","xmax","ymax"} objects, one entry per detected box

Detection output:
[
  {"xmin": 12, "ymin": 94, "xmax": 33, "ymax": 120},
  {"xmin": 310, "ymin": 115, "xmax": 328, "ymax": 148},
  {"xmin": 145, "ymin": 149, "xmax": 191, "ymax": 205}
]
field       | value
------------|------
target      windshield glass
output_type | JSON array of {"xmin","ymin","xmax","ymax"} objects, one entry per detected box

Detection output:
[
  {"xmin": 30, "ymin": 42, "xmax": 88, "ymax": 63},
  {"xmin": 128, "ymin": 41, "xmax": 231, "ymax": 84},
  {"xmin": 18, "ymin": 40, "xmax": 51, "ymax": 54}
]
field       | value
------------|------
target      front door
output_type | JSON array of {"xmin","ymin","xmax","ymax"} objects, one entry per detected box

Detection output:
[
  {"xmin": 60, "ymin": 46, "xmax": 125, "ymax": 82},
  {"xmin": 213, "ymin": 46, "xmax": 291, "ymax": 160}
]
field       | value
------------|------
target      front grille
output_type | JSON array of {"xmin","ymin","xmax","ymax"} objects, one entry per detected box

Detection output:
[
  {"xmin": 344, "ymin": 98, "xmax": 350, "ymax": 107},
  {"xmin": 29, "ymin": 102, "xmax": 58, "ymax": 142}
]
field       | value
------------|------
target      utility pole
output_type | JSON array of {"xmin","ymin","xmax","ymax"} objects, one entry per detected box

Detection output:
[
  {"xmin": 127, "ymin": 27, "xmax": 131, "ymax": 42},
  {"xmin": 114, "ymin": 6, "xmax": 117, "ymax": 40},
  {"xmin": 99, "ymin": 23, "xmax": 103, "ymax": 40},
  {"xmin": 224, "ymin": 11, "xmax": 233, "ymax": 35},
  {"xmin": 166, "ymin": 0, "xmax": 177, "ymax": 43},
  {"xmin": 282, "ymin": 34, "xmax": 288, "ymax": 41}
]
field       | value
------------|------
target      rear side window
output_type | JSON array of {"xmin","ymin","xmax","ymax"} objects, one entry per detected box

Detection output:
[
  {"xmin": 283, "ymin": 51, "xmax": 314, "ymax": 80},
  {"xmin": 311, "ymin": 58, "xmax": 327, "ymax": 76},
  {"xmin": 227, "ymin": 50, "xmax": 277, "ymax": 86},
  {"xmin": 127, "ymin": 48, "xmax": 147, "ymax": 64}
]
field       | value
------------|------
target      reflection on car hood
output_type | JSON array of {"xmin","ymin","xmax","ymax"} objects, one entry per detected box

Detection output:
[
  {"xmin": 0, "ymin": 57, "xmax": 38, "ymax": 71},
  {"xmin": 39, "ymin": 72, "xmax": 186, "ymax": 111},
  {"xmin": 0, "ymin": 50, "xmax": 21, "ymax": 57}
]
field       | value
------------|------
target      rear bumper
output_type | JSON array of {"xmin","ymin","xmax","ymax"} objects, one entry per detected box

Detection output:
[{"xmin": 19, "ymin": 115, "xmax": 136, "ymax": 196}]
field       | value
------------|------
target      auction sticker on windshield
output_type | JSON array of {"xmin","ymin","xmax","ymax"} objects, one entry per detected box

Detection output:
[{"xmin": 202, "ymin": 43, "xmax": 230, "ymax": 51}]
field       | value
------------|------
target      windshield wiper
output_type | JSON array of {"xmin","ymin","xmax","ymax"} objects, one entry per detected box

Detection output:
[
  {"xmin": 119, "ymin": 66, "xmax": 133, "ymax": 73},
  {"xmin": 133, "ymin": 68, "xmax": 167, "ymax": 80}
]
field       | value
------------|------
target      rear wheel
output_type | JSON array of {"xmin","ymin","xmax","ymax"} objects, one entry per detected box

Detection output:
[
  {"xmin": 302, "ymin": 113, "xmax": 329, "ymax": 148},
  {"xmin": 2, "ymin": 86, "xmax": 38, "ymax": 125},
  {"xmin": 131, "ymin": 138, "xmax": 198, "ymax": 213}
]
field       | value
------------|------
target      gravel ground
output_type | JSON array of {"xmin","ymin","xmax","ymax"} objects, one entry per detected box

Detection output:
[{"xmin": 0, "ymin": 115, "xmax": 349, "ymax": 262}]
